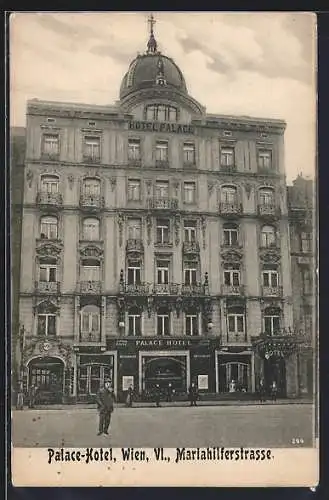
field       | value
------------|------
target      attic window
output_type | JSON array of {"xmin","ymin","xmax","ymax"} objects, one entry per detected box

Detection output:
[{"xmin": 47, "ymin": 118, "xmax": 56, "ymax": 123}]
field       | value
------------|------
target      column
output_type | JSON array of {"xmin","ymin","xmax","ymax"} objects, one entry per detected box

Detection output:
[{"xmin": 101, "ymin": 296, "xmax": 106, "ymax": 343}]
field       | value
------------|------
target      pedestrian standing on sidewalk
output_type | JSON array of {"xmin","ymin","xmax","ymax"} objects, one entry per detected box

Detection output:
[
  {"xmin": 188, "ymin": 382, "xmax": 198, "ymax": 407},
  {"xmin": 270, "ymin": 380, "xmax": 278, "ymax": 402},
  {"xmin": 95, "ymin": 379, "xmax": 116, "ymax": 436},
  {"xmin": 166, "ymin": 383, "xmax": 173, "ymax": 403},
  {"xmin": 16, "ymin": 381, "xmax": 24, "ymax": 410},
  {"xmin": 154, "ymin": 384, "xmax": 161, "ymax": 407},
  {"xmin": 126, "ymin": 385, "xmax": 134, "ymax": 408},
  {"xmin": 28, "ymin": 383, "xmax": 38, "ymax": 408},
  {"xmin": 259, "ymin": 378, "xmax": 266, "ymax": 403}
]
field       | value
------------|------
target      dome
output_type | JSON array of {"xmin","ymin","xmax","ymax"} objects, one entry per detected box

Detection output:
[{"xmin": 120, "ymin": 53, "xmax": 188, "ymax": 100}]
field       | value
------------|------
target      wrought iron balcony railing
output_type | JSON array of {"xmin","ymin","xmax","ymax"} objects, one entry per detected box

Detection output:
[
  {"xmin": 182, "ymin": 241, "xmax": 200, "ymax": 254},
  {"xmin": 79, "ymin": 281, "xmax": 102, "ymax": 294},
  {"xmin": 220, "ymin": 164, "xmax": 237, "ymax": 173},
  {"xmin": 262, "ymin": 286, "xmax": 283, "ymax": 298},
  {"xmin": 147, "ymin": 197, "xmax": 178, "ymax": 210},
  {"xmin": 153, "ymin": 283, "xmax": 180, "ymax": 295},
  {"xmin": 79, "ymin": 331, "xmax": 101, "ymax": 343},
  {"xmin": 82, "ymin": 154, "xmax": 100, "ymax": 164},
  {"xmin": 155, "ymin": 160, "xmax": 170, "ymax": 169},
  {"xmin": 219, "ymin": 202, "xmax": 242, "ymax": 216},
  {"xmin": 221, "ymin": 284, "xmax": 245, "ymax": 296},
  {"xmin": 123, "ymin": 283, "xmax": 149, "ymax": 295},
  {"xmin": 36, "ymin": 192, "xmax": 63, "ymax": 207},
  {"xmin": 79, "ymin": 193, "xmax": 104, "ymax": 210},
  {"xmin": 35, "ymin": 281, "xmax": 60, "ymax": 294},
  {"xmin": 126, "ymin": 239, "xmax": 144, "ymax": 254},
  {"xmin": 181, "ymin": 283, "xmax": 205, "ymax": 296},
  {"xmin": 225, "ymin": 333, "xmax": 248, "ymax": 344},
  {"xmin": 258, "ymin": 204, "xmax": 281, "ymax": 219},
  {"xmin": 40, "ymin": 152, "xmax": 60, "ymax": 161}
]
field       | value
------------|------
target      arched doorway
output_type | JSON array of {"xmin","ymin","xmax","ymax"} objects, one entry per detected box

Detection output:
[
  {"xmin": 28, "ymin": 356, "xmax": 65, "ymax": 404},
  {"xmin": 144, "ymin": 357, "xmax": 186, "ymax": 392}
]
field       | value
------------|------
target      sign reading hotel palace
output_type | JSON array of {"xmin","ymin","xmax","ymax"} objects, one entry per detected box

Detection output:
[{"xmin": 129, "ymin": 120, "xmax": 195, "ymax": 134}]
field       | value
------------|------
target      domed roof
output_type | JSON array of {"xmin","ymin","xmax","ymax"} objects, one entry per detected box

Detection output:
[{"xmin": 120, "ymin": 53, "xmax": 187, "ymax": 99}]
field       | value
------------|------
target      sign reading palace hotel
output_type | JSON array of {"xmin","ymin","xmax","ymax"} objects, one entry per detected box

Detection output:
[{"xmin": 128, "ymin": 120, "xmax": 195, "ymax": 134}]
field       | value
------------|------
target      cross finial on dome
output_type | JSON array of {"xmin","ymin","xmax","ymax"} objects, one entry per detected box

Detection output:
[{"xmin": 147, "ymin": 13, "xmax": 158, "ymax": 54}]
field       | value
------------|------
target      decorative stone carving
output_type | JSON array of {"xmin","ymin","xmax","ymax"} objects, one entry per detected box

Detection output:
[
  {"xmin": 26, "ymin": 169, "xmax": 33, "ymax": 188},
  {"xmin": 172, "ymin": 179, "xmax": 180, "ymax": 197},
  {"xmin": 244, "ymin": 182, "xmax": 253, "ymax": 200},
  {"xmin": 146, "ymin": 214, "xmax": 152, "ymax": 246},
  {"xmin": 174, "ymin": 215, "xmax": 181, "ymax": 246},
  {"xmin": 145, "ymin": 179, "xmax": 152, "ymax": 196},
  {"xmin": 79, "ymin": 245, "xmax": 103, "ymax": 259},
  {"xmin": 175, "ymin": 296, "xmax": 183, "ymax": 318},
  {"xmin": 117, "ymin": 213, "xmax": 125, "ymax": 247},
  {"xmin": 208, "ymin": 181, "xmax": 216, "ymax": 196},
  {"xmin": 110, "ymin": 177, "xmax": 117, "ymax": 192},
  {"xmin": 221, "ymin": 250, "xmax": 242, "ymax": 262},
  {"xmin": 200, "ymin": 216, "xmax": 207, "ymax": 249},
  {"xmin": 36, "ymin": 242, "xmax": 62, "ymax": 258},
  {"xmin": 259, "ymin": 251, "xmax": 281, "ymax": 264},
  {"xmin": 68, "ymin": 174, "xmax": 74, "ymax": 190},
  {"xmin": 34, "ymin": 298, "xmax": 60, "ymax": 314}
]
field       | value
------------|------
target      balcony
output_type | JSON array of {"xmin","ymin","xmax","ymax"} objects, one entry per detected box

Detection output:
[
  {"xmin": 221, "ymin": 284, "xmax": 245, "ymax": 296},
  {"xmin": 79, "ymin": 281, "xmax": 102, "ymax": 294},
  {"xmin": 153, "ymin": 283, "xmax": 180, "ymax": 295},
  {"xmin": 35, "ymin": 281, "xmax": 60, "ymax": 294},
  {"xmin": 79, "ymin": 331, "xmax": 101, "ymax": 343},
  {"xmin": 82, "ymin": 154, "xmax": 100, "ymax": 164},
  {"xmin": 225, "ymin": 333, "xmax": 248, "ymax": 344},
  {"xmin": 40, "ymin": 152, "xmax": 59, "ymax": 161},
  {"xmin": 155, "ymin": 160, "xmax": 170, "ymax": 169},
  {"xmin": 220, "ymin": 164, "xmax": 237, "ymax": 173},
  {"xmin": 36, "ymin": 192, "xmax": 63, "ymax": 209},
  {"xmin": 128, "ymin": 157, "xmax": 141, "ymax": 167},
  {"xmin": 79, "ymin": 193, "xmax": 104, "ymax": 211},
  {"xmin": 183, "ymin": 241, "xmax": 200, "ymax": 255},
  {"xmin": 258, "ymin": 204, "xmax": 281, "ymax": 220},
  {"xmin": 126, "ymin": 239, "xmax": 144, "ymax": 254},
  {"xmin": 181, "ymin": 283, "xmax": 205, "ymax": 296},
  {"xmin": 262, "ymin": 286, "xmax": 283, "ymax": 298},
  {"xmin": 124, "ymin": 283, "xmax": 149, "ymax": 295},
  {"xmin": 148, "ymin": 197, "xmax": 178, "ymax": 210},
  {"xmin": 219, "ymin": 202, "xmax": 242, "ymax": 217}
]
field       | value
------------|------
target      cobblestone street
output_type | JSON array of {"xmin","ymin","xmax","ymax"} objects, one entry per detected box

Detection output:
[{"xmin": 12, "ymin": 403, "xmax": 314, "ymax": 448}]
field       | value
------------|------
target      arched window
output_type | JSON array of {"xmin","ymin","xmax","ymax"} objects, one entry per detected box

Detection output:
[
  {"xmin": 83, "ymin": 218, "xmax": 100, "ymax": 241},
  {"xmin": 221, "ymin": 186, "xmax": 237, "ymax": 204},
  {"xmin": 264, "ymin": 307, "xmax": 281, "ymax": 336},
  {"xmin": 261, "ymin": 225, "xmax": 276, "ymax": 248},
  {"xmin": 128, "ymin": 306, "xmax": 141, "ymax": 336},
  {"xmin": 82, "ymin": 178, "xmax": 100, "ymax": 196},
  {"xmin": 40, "ymin": 216, "xmax": 58, "ymax": 240},
  {"xmin": 80, "ymin": 305, "xmax": 100, "ymax": 335},
  {"xmin": 223, "ymin": 223, "xmax": 239, "ymax": 246},
  {"xmin": 41, "ymin": 175, "xmax": 59, "ymax": 193},
  {"xmin": 259, "ymin": 188, "xmax": 274, "ymax": 206},
  {"xmin": 81, "ymin": 258, "xmax": 100, "ymax": 282},
  {"xmin": 145, "ymin": 104, "xmax": 177, "ymax": 122},
  {"xmin": 157, "ymin": 307, "xmax": 170, "ymax": 336}
]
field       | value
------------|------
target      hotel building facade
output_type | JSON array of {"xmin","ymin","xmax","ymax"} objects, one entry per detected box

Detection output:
[{"xmin": 17, "ymin": 25, "xmax": 308, "ymax": 403}]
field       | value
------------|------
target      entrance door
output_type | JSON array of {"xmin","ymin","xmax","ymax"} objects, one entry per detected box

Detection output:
[
  {"xmin": 77, "ymin": 355, "xmax": 114, "ymax": 401},
  {"xmin": 28, "ymin": 356, "xmax": 64, "ymax": 404},
  {"xmin": 143, "ymin": 356, "xmax": 186, "ymax": 393},
  {"xmin": 219, "ymin": 362, "xmax": 250, "ymax": 392},
  {"xmin": 264, "ymin": 356, "xmax": 287, "ymax": 397}
]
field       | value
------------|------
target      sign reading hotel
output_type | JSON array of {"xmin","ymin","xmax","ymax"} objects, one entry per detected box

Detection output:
[
  {"xmin": 129, "ymin": 120, "xmax": 195, "ymax": 134},
  {"xmin": 108, "ymin": 337, "xmax": 221, "ymax": 349}
]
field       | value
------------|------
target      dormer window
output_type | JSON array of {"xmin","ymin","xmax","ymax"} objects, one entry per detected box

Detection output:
[{"xmin": 145, "ymin": 105, "xmax": 177, "ymax": 122}]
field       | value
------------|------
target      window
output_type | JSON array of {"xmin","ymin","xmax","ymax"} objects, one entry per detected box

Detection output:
[
  {"xmin": 184, "ymin": 182, "xmax": 196, "ymax": 204},
  {"xmin": 81, "ymin": 261, "xmax": 100, "ymax": 282},
  {"xmin": 156, "ymin": 141, "xmax": 168, "ymax": 162},
  {"xmin": 224, "ymin": 263, "xmax": 240, "ymax": 286},
  {"xmin": 127, "ymin": 219, "xmax": 142, "ymax": 240},
  {"xmin": 145, "ymin": 105, "xmax": 177, "ymax": 122},
  {"xmin": 83, "ymin": 218, "xmax": 100, "ymax": 241},
  {"xmin": 40, "ymin": 216, "xmax": 58, "ymax": 240},
  {"xmin": 258, "ymin": 149, "xmax": 272, "ymax": 169},
  {"xmin": 301, "ymin": 267, "xmax": 312, "ymax": 295},
  {"xmin": 220, "ymin": 146, "xmax": 234, "ymax": 167},
  {"xmin": 42, "ymin": 134, "xmax": 59, "ymax": 156},
  {"xmin": 156, "ymin": 218, "xmax": 170, "ymax": 244},
  {"xmin": 227, "ymin": 310, "xmax": 245, "ymax": 334},
  {"xmin": 262, "ymin": 265, "xmax": 278, "ymax": 287},
  {"xmin": 128, "ymin": 307, "xmax": 141, "ymax": 336},
  {"xmin": 127, "ymin": 261, "xmax": 141, "ymax": 285},
  {"xmin": 261, "ymin": 225, "xmax": 276, "ymax": 248},
  {"xmin": 81, "ymin": 305, "xmax": 100, "ymax": 334},
  {"xmin": 183, "ymin": 143, "xmax": 195, "ymax": 163},
  {"xmin": 223, "ymin": 223, "xmax": 239, "ymax": 246},
  {"xmin": 41, "ymin": 175, "xmax": 59, "ymax": 193},
  {"xmin": 128, "ymin": 179, "xmax": 141, "ymax": 201},
  {"xmin": 157, "ymin": 307, "xmax": 170, "ymax": 336},
  {"xmin": 259, "ymin": 188, "xmax": 274, "ymax": 206},
  {"xmin": 39, "ymin": 258, "xmax": 57, "ymax": 282},
  {"xmin": 221, "ymin": 186, "xmax": 237, "ymax": 204},
  {"xmin": 184, "ymin": 221, "xmax": 196, "ymax": 242},
  {"xmin": 83, "ymin": 178, "xmax": 100, "ymax": 196},
  {"xmin": 157, "ymin": 261, "xmax": 169, "ymax": 285},
  {"xmin": 84, "ymin": 136, "xmax": 100, "ymax": 161},
  {"xmin": 128, "ymin": 139, "xmax": 141, "ymax": 161},
  {"xmin": 185, "ymin": 309, "xmax": 199, "ymax": 336},
  {"xmin": 156, "ymin": 181, "xmax": 169, "ymax": 198},
  {"xmin": 300, "ymin": 232, "xmax": 312, "ymax": 253},
  {"xmin": 184, "ymin": 262, "xmax": 197, "ymax": 285},
  {"xmin": 37, "ymin": 314, "xmax": 57, "ymax": 336},
  {"xmin": 264, "ymin": 309, "xmax": 280, "ymax": 335}
]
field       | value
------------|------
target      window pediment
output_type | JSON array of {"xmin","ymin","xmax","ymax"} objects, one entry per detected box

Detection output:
[
  {"xmin": 259, "ymin": 249, "xmax": 281, "ymax": 263},
  {"xmin": 221, "ymin": 250, "xmax": 242, "ymax": 262},
  {"xmin": 79, "ymin": 245, "xmax": 103, "ymax": 259},
  {"xmin": 35, "ymin": 298, "xmax": 59, "ymax": 314},
  {"xmin": 36, "ymin": 242, "xmax": 62, "ymax": 258}
]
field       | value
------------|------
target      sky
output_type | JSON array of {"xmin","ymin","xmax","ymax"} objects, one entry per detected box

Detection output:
[{"xmin": 9, "ymin": 12, "xmax": 316, "ymax": 183}]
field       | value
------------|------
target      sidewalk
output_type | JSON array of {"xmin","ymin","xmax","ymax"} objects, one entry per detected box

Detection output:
[{"xmin": 13, "ymin": 398, "xmax": 313, "ymax": 411}]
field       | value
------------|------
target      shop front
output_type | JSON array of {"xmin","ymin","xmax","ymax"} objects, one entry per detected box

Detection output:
[
  {"xmin": 215, "ymin": 348, "xmax": 255, "ymax": 394},
  {"xmin": 106, "ymin": 337, "xmax": 222, "ymax": 402}
]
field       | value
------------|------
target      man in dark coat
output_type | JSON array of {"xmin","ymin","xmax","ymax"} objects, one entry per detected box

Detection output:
[
  {"xmin": 95, "ymin": 379, "xmax": 116, "ymax": 436},
  {"xmin": 188, "ymin": 382, "xmax": 198, "ymax": 407},
  {"xmin": 166, "ymin": 383, "xmax": 173, "ymax": 403},
  {"xmin": 28, "ymin": 384, "xmax": 38, "ymax": 408},
  {"xmin": 154, "ymin": 384, "xmax": 161, "ymax": 407}
]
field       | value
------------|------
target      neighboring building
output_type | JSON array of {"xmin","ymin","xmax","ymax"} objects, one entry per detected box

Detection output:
[
  {"xmin": 18, "ymin": 18, "xmax": 304, "ymax": 404},
  {"xmin": 287, "ymin": 175, "xmax": 315, "ymax": 397},
  {"xmin": 11, "ymin": 126, "xmax": 26, "ymax": 397}
]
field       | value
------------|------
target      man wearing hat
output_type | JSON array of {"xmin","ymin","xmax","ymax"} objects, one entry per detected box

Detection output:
[{"xmin": 95, "ymin": 379, "xmax": 116, "ymax": 436}]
